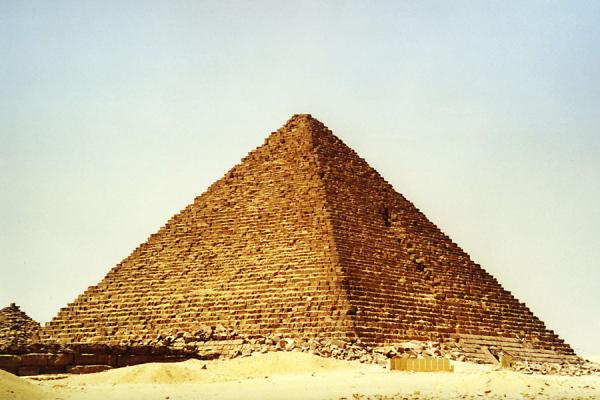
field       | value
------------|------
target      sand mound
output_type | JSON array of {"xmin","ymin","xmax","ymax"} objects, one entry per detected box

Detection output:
[
  {"xmin": 29, "ymin": 356, "xmax": 600, "ymax": 400},
  {"xmin": 66, "ymin": 352, "xmax": 363, "ymax": 385},
  {"xmin": 68, "ymin": 358, "xmax": 207, "ymax": 385},
  {"xmin": 210, "ymin": 351, "xmax": 360, "ymax": 377},
  {"xmin": 0, "ymin": 369, "xmax": 47, "ymax": 400}
]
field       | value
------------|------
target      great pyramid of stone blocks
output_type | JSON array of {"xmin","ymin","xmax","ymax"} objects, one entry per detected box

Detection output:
[{"xmin": 42, "ymin": 114, "xmax": 576, "ymax": 363}]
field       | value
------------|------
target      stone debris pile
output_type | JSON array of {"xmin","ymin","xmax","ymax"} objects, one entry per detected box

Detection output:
[
  {"xmin": 140, "ymin": 326, "xmax": 467, "ymax": 366},
  {"xmin": 230, "ymin": 337, "xmax": 462, "ymax": 367},
  {"xmin": 368, "ymin": 340, "xmax": 466, "ymax": 364},
  {"xmin": 2, "ymin": 318, "xmax": 596, "ymax": 377},
  {"xmin": 151, "ymin": 323, "xmax": 234, "ymax": 347},
  {"xmin": 510, "ymin": 359, "xmax": 600, "ymax": 376}
]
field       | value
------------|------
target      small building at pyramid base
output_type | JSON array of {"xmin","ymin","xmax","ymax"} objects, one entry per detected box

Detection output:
[{"xmin": 2, "ymin": 115, "xmax": 583, "ymax": 375}]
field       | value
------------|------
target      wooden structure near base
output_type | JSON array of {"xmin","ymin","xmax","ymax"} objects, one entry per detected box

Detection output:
[{"xmin": 390, "ymin": 357, "xmax": 454, "ymax": 372}]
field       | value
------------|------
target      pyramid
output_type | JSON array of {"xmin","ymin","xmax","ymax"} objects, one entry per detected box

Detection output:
[
  {"xmin": 42, "ymin": 114, "xmax": 576, "ymax": 363},
  {"xmin": 0, "ymin": 303, "xmax": 41, "ymax": 351}
]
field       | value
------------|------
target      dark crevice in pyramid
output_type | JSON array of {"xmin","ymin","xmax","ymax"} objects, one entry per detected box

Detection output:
[
  {"xmin": 42, "ymin": 114, "xmax": 576, "ymax": 362},
  {"xmin": 0, "ymin": 303, "xmax": 41, "ymax": 351}
]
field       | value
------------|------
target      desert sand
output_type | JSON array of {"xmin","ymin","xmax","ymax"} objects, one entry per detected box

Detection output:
[
  {"xmin": 0, "ymin": 369, "xmax": 47, "ymax": 400},
  {"xmin": 2, "ymin": 352, "xmax": 599, "ymax": 400}
]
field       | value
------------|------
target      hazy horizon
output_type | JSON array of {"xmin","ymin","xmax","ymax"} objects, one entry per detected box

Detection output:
[{"xmin": 1, "ymin": 1, "xmax": 599, "ymax": 355}]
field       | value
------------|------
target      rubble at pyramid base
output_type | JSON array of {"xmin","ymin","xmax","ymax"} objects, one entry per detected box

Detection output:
[
  {"xmin": 0, "ymin": 303, "xmax": 597, "ymax": 377},
  {"xmin": 1, "ymin": 321, "xmax": 598, "ymax": 377}
]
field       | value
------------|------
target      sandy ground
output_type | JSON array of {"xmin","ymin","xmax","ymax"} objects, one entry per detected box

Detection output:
[
  {"xmin": 2, "ymin": 352, "xmax": 599, "ymax": 400},
  {"xmin": 0, "ymin": 369, "xmax": 47, "ymax": 400}
]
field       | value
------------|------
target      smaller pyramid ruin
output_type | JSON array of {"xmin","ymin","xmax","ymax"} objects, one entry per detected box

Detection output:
[{"xmin": 0, "ymin": 303, "xmax": 41, "ymax": 351}]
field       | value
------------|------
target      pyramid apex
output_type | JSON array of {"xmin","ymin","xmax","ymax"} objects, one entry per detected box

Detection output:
[
  {"xmin": 1, "ymin": 303, "xmax": 23, "ymax": 314},
  {"xmin": 287, "ymin": 113, "xmax": 315, "ymax": 122},
  {"xmin": 282, "ymin": 114, "xmax": 325, "ymax": 129},
  {"xmin": 277, "ymin": 114, "xmax": 332, "ymax": 144}
]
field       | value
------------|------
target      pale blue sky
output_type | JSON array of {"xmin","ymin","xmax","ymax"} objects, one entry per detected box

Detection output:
[{"xmin": 1, "ymin": 1, "xmax": 599, "ymax": 354}]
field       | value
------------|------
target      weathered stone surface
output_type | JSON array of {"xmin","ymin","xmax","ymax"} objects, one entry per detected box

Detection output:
[
  {"xmin": 38, "ymin": 114, "xmax": 576, "ymax": 365},
  {"xmin": 73, "ymin": 353, "xmax": 114, "ymax": 366},
  {"xmin": 117, "ymin": 354, "xmax": 161, "ymax": 367},
  {"xmin": 212, "ymin": 324, "xmax": 229, "ymax": 340},
  {"xmin": 330, "ymin": 339, "xmax": 347, "ymax": 349},
  {"xmin": 0, "ymin": 354, "xmax": 21, "ymax": 367},
  {"xmin": 67, "ymin": 365, "xmax": 113, "ymax": 374},
  {"xmin": 197, "ymin": 351, "xmax": 221, "ymax": 360},
  {"xmin": 20, "ymin": 353, "xmax": 52, "ymax": 366},
  {"xmin": 511, "ymin": 359, "xmax": 600, "ymax": 376},
  {"xmin": 193, "ymin": 325, "xmax": 213, "ymax": 341},
  {"xmin": 48, "ymin": 353, "xmax": 73, "ymax": 366},
  {"xmin": 0, "ymin": 303, "xmax": 41, "ymax": 351},
  {"xmin": 17, "ymin": 366, "xmax": 40, "ymax": 376},
  {"xmin": 10, "ymin": 352, "xmax": 73, "ymax": 368}
]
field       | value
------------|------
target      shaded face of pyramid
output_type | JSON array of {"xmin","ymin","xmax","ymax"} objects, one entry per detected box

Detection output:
[{"xmin": 42, "ymin": 115, "xmax": 575, "ymax": 361}]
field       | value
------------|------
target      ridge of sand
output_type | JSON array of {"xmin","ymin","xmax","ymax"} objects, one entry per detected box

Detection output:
[
  {"xmin": 0, "ymin": 369, "xmax": 47, "ymax": 400},
  {"xmin": 22, "ymin": 352, "xmax": 600, "ymax": 399},
  {"xmin": 66, "ymin": 351, "xmax": 363, "ymax": 385}
]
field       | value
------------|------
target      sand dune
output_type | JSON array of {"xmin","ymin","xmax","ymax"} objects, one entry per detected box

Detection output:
[
  {"xmin": 0, "ymin": 369, "xmax": 47, "ymax": 400},
  {"xmin": 1, "ymin": 352, "xmax": 598, "ymax": 400},
  {"xmin": 66, "ymin": 352, "xmax": 360, "ymax": 385}
]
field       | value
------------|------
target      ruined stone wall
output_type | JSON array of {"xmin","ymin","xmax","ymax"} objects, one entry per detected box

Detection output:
[{"xmin": 0, "ymin": 344, "xmax": 201, "ymax": 376}]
